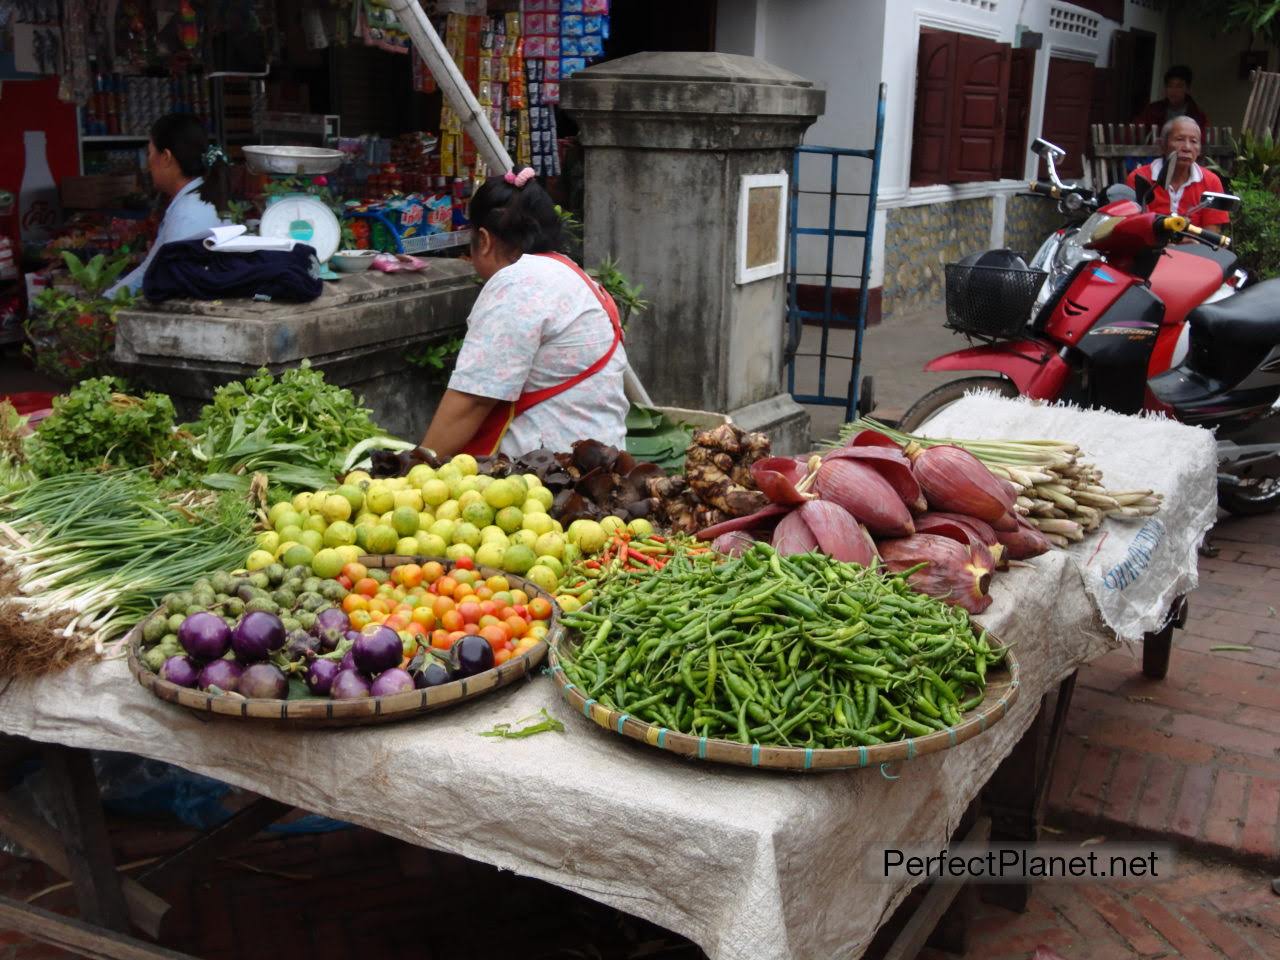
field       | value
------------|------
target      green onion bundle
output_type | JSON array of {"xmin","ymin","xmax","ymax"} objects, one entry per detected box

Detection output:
[{"xmin": 0, "ymin": 469, "xmax": 254, "ymax": 669}]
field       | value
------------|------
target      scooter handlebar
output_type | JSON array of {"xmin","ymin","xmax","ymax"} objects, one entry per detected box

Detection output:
[
  {"xmin": 1028, "ymin": 180, "xmax": 1061, "ymax": 198},
  {"xmin": 1160, "ymin": 216, "xmax": 1231, "ymax": 249}
]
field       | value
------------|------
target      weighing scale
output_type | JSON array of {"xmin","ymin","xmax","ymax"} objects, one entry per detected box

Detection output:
[{"xmin": 243, "ymin": 145, "xmax": 344, "ymax": 277}]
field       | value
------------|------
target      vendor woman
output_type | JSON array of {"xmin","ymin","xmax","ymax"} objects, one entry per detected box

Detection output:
[
  {"xmin": 107, "ymin": 113, "xmax": 228, "ymax": 297},
  {"xmin": 420, "ymin": 167, "xmax": 629, "ymax": 458}
]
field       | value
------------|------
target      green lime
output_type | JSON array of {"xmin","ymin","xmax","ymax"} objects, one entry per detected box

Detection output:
[
  {"xmin": 525, "ymin": 564, "xmax": 559, "ymax": 593},
  {"xmin": 246, "ymin": 549, "xmax": 275, "ymax": 571},
  {"xmin": 322, "ymin": 494, "xmax": 352, "ymax": 524},
  {"xmin": 535, "ymin": 554, "xmax": 565, "ymax": 577},
  {"xmin": 461, "ymin": 501, "xmax": 495, "ymax": 528},
  {"xmin": 336, "ymin": 484, "xmax": 365, "ymax": 515},
  {"xmin": 435, "ymin": 499, "xmax": 461, "ymax": 522},
  {"xmin": 502, "ymin": 543, "xmax": 537, "ymax": 575},
  {"xmin": 273, "ymin": 510, "xmax": 303, "ymax": 534},
  {"xmin": 323, "ymin": 521, "xmax": 357, "ymax": 548},
  {"xmin": 534, "ymin": 532, "xmax": 566, "ymax": 560},
  {"xmin": 299, "ymin": 529, "xmax": 325, "ymax": 553},
  {"xmin": 422, "ymin": 479, "xmax": 450, "ymax": 507},
  {"xmin": 366, "ymin": 525, "xmax": 400, "ymax": 555},
  {"xmin": 282, "ymin": 544, "xmax": 315, "ymax": 569},
  {"xmin": 392, "ymin": 506, "xmax": 421, "ymax": 537},
  {"xmin": 416, "ymin": 532, "xmax": 448, "ymax": 557},
  {"xmin": 311, "ymin": 548, "xmax": 344, "ymax": 579},
  {"xmin": 475, "ymin": 542, "xmax": 506, "ymax": 569},
  {"xmin": 446, "ymin": 542, "xmax": 476, "ymax": 562},
  {"xmin": 453, "ymin": 521, "xmax": 482, "ymax": 549},
  {"xmin": 483, "ymin": 479, "xmax": 518, "ymax": 510},
  {"xmin": 429, "ymin": 519, "xmax": 456, "ymax": 543},
  {"xmin": 396, "ymin": 537, "xmax": 421, "ymax": 556},
  {"xmin": 304, "ymin": 513, "xmax": 329, "ymax": 534},
  {"xmin": 495, "ymin": 505, "xmax": 524, "ymax": 534}
]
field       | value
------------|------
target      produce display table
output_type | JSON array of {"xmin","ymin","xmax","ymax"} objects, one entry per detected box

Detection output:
[{"xmin": 0, "ymin": 398, "xmax": 1217, "ymax": 960}]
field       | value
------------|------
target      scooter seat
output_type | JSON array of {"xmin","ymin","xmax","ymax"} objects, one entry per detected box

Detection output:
[{"xmin": 1186, "ymin": 279, "xmax": 1280, "ymax": 347}]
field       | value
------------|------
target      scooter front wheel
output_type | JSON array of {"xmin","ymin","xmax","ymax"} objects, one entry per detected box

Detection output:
[
  {"xmin": 897, "ymin": 377, "xmax": 1020, "ymax": 431},
  {"xmin": 1218, "ymin": 476, "xmax": 1280, "ymax": 515}
]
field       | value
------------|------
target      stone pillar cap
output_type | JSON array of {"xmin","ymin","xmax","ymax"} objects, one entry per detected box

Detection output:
[{"xmin": 570, "ymin": 51, "xmax": 815, "ymax": 87}]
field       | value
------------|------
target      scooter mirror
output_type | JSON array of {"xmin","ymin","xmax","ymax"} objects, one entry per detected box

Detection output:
[
  {"xmin": 1160, "ymin": 152, "xmax": 1180, "ymax": 192},
  {"xmin": 1031, "ymin": 138, "xmax": 1067, "ymax": 159},
  {"xmin": 1200, "ymin": 191, "xmax": 1242, "ymax": 214}
]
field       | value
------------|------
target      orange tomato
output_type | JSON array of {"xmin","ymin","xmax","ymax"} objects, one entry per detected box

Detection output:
[
  {"xmin": 435, "ymin": 575, "xmax": 458, "ymax": 598},
  {"xmin": 504, "ymin": 615, "xmax": 529, "ymax": 638},
  {"xmin": 485, "ymin": 575, "xmax": 510, "ymax": 593},
  {"xmin": 514, "ymin": 637, "xmax": 539, "ymax": 656},
  {"xmin": 473, "ymin": 586, "xmax": 494, "ymax": 601},
  {"xmin": 453, "ymin": 582, "xmax": 476, "ymax": 599},
  {"xmin": 342, "ymin": 593, "xmax": 369, "ymax": 614},
  {"xmin": 479, "ymin": 624, "xmax": 509, "ymax": 651},
  {"xmin": 370, "ymin": 612, "xmax": 386, "ymax": 624},
  {"xmin": 431, "ymin": 595, "xmax": 456, "ymax": 618},
  {"xmin": 385, "ymin": 615, "xmax": 409, "ymax": 631},
  {"xmin": 447, "ymin": 630, "xmax": 467, "ymax": 646},
  {"xmin": 349, "ymin": 609, "xmax": 373, "ymax": 630},
  {"xmin": 411, "ymin": 606, "xmax": 437, "ymax": 629},
  {"xmin": 399, "ymin": 563, "xmax": 424, "ymax": 588},
  {"xmin": 478, "ymin": 614, "xmax": 501, "ymax": 630},
  {"xmin": 528, "ymin": 597, "xmax": 553, "ymax": 621},
  {"xmin": 498, "ymin": 606, "xmax": 518, "ymax": 622},
  {"xmin": 456, "ymin": 601, "xmax": 482, "ymax": 625},
  {"xmin": 493, "ymin": 648, "xmax": 512, "ymax": 666},
  {"xmin": 440, "ymin": 609, "xmax": 464, "ymax": 633},
  {"xmin": 422, "ymin": 561, "xmax": 445, "ymax": 584},
  {"xmin": 510, "ymin": 589, "xmax": 529, "ymax": 606},
  {"xmin": 354, "ymin": 577, "xmax": 380, "ymax": 597},
  {"xmin": 430, "ymin": 629, "xmax": 452, "ymax": 651},
  {"xmin": 368, "ymin": 597, "xmax": 391, "ymax": 615},
  {"xmin": 462, "ymin": 624, "xmax": 480, "ymax": 635},
  {"xmin": 342, "ymin": 562, "xmax": 368, "ymax": 583},
  {"xmin": 406, "ymin": 621, "xmax": 427, "ymax": 637}
]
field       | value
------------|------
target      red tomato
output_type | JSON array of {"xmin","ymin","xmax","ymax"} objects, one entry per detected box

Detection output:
[
  {"xmin": 504, "ymin": 615, "xmax": 529, "ymax": 639},
  {"xmin": 341, "ymin": 562, "xmax": 368, "ymax": 583},
  {"xmin": 528, "ymin": 598, "xmax": 553, "ymax": 621},
  {"xmin": 440, "ymin": 609, "xmax": 464, "ymax": 633},
  {"xmin": 355, "ymin": 577, "xmax": 380, "ymax": 597},
  {"xmin": 479, "ymin": 624, "xmax": 509, "ymax": 651},
  {"xmin": 493, "ymin": 648, "xmax": 512, "ymax": 666},
  {"xmin": 456, "ymin": 601, "xmax": 483, "ymax": 625},
  {"xmin": 337, "ymin": 575, "xmax": 353, "ymax": 590},
  {"xmin": 453, "ymin": 555, "xmax": 475, "ymax": 571}
]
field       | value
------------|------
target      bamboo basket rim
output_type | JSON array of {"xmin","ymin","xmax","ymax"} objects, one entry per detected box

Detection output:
[
  {"xmin": 126, "ymin": 556, "xmax": 559, "ymax": 728},
  {"xmin": 548, "ymin": 625, "xmax": 1019, "ymax": 772}
]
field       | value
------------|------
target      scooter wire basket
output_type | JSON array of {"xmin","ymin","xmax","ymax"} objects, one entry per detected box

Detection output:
[{"xmin": 944, "ymin": 264, "xmax": 1047, "ymax": 339}]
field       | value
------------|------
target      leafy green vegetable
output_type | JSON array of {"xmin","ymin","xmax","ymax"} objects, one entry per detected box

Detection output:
[
  {"xmin": 24, "ymin": 377, "xmax": 193, "ymax": 481},
  {"xmin": 188, "ymin": 361, "xmax": 386, "ymax": 498},
  {"xmin": 624, "ymin": 405, "xmax": 694, "ymax": 473},
  {"xmin": 479, "ymin": 708, "xmax": 566, "ymax": 739}
]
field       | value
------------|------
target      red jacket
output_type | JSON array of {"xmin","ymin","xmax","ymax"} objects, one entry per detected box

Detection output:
[
  {"xmin": 1133, "ymin": 96, "xmax": 1209, "ymax": 130},
  {"xmin": 1126, "ymin": 160, "xmax": 1230, "ymax": 227}
]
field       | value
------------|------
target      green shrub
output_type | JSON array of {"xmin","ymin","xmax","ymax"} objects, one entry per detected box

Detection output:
[{"xmin": 1230, "ymin": 186, "xmax": 1280, "ymax": 280}]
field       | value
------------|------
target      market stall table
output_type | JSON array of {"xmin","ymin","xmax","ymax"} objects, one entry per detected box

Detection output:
[{"xmin": 0, "ymin": 397, "xmax": 1217, "ymax": 960}]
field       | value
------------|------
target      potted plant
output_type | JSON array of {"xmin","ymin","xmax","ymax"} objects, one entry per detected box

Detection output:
[{"xmin": 24, "ymin": 251, "xmax": 136, "ymax": 382}]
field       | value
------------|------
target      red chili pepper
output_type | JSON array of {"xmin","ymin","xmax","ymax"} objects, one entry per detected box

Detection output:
[
  {"xmin": 627, "ymin": 548, "xmax": 661, "ymax": 568},
  {"xmin": 650, "ymin": 535, "xmax": 666, "ymax": 543},
  {"xmin": 584, "ymin": 560, "xmax": 600, "ymax": 570}
]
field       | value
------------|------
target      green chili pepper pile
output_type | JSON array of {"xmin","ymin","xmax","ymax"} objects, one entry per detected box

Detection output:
[{"xmin": 557, "ymin": 542, "xmax": 1005, "ymax": 749}]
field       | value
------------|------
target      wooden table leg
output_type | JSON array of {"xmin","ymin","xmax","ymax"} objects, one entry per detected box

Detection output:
[
  {"xmin": 41, "ymin": 744, "xmax": 132, "ymax": 933},
  {"xmin": 1142, "ymin": 595, "xmax": 1185, "ymax": 680},
  {"xmin": 138, "ymin": 796, "xmax": 291, "ymax": 889},
  {"xmin": 980, "ymin": 672, "xmax": 1079, "ymax": 913}
]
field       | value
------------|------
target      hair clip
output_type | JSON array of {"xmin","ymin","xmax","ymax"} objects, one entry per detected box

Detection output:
[
  {"xmin": 503, "ymin": 166, "xmax": 536, "ymax": 188},
  {"xmin": 203, "ymin": 145, "xmax": 229, "ymax": 169}
]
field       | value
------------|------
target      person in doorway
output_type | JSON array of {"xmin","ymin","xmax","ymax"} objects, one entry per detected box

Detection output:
[
  {"xmin": 418, "ymin": 167, "xmax": 629, "ymax": 458},
  {"xmin": 1125, "ymin": 117, "xmax": 1230, "ymax": 228},
  {"xmin": 1133, "ymin": 64, "xmax": 1209, "ymax": 129},
  {"xmin": 107, "ymin": 113, "xmax": 228, "ymax": 297}
]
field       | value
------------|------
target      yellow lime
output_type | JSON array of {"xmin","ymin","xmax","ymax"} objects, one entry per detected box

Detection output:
[
  {"xmin": 291, "ymin": 492, "xmax": 313, "ymax": 514},
  {"xmin": 457, "ymin": 489, "xmax": 484, "ymax": 510},
  {"xmin": 567, "ymin": 519, "xmax": 608, "ymax": 554},
  {"xmin": 299, "ymin": 529, "xmax": 325, "ymax": 554},
  {"xmin": 304, "ymin": 513, "xmax": 328, "ymax": 534},
  {"xmin": 366, "ymin": 525, "xmax": 400, "ymax": 555},
  {"xmin": 336, "ymin": 545, "xmax": 363, "ymax": 565},
  {"xmin": 418, "ymin": 511, "xmax": 436, "ymax": 531},
  {"xmin": 406, "ymin": 463, "xmax": 436, "ymax": 486},
  {"xmin": 495, "ymin": 505, "xmax": 524, "ymax": 533},
  {"xmin": 322, "ymin": 494, "xmax": 352, "ymax": 524},
  {"xmin": 392, "ymin": 506, "xmax": 421, "ymax": 537},
  {"xmin": 274, "ymin": 540, "xmax": 297, "ymax": 560},
  {"xmin": 446, "ymin": 542, "xmax": 476, "ymax": 562},
  {"xmin": 429, "ymin": 519, "xmax": 456, "ymax": 543},
  {"xmin": 461, "ymin": 501, "xmax": 495, "ymax": 528},
  {"xmin": 474, "ymin": 475, "xmax": 494, "ymax": 491},
  {"xmin": 246, "ymin": 549, "xmax": 275, "ymax": 571},
  {"xmin": 336, "ymin": 484, "xmax": 365, "ymax": 515},
  {"xmin": 483, "ymin": 479, "xmax": 518, "ymax": 510},
  {"xmin": 600, "ymin": 516, "xmax": 627, "ymax": 537},
  {"xmin": 505, "ymin": 474, "xmax": 528, "ymax": 499},
  {"xmin": 380, "ymin": 511, "xmax": 395, "ymax": 524},
  {"xmin": 344, "ymin": 469, "xmax": 372, "ymax": 485},
  {"xmin": 396, "ymin": 537, "xmax": 421, "ymax": 556},
  {"xmin": 451, "ymin": 453, "xmax": 479, "ymax": 477},
  {"xmin": 534, "ymin": 532, "xmax": 566, "ymax": 560},
  {"xmin": 627, "ymin": 518, "xmax": 655, "ymax": 539},
  {"xmin": 416, "ymin": 532, "xmax": 447, "ymax": 556},
  {"xmin": 394, "ymin": 489, "xmax": 424, "ymax": 512},
  {"xmin": 282, "ymin": 544, "xmax": 315, "ymax": 568},
  {"xmin": 323, "ymin": 521, "xmax": 357, "ymax": 548},
  {"xmin": 510, "ymin": 529, "xmax": 538, "ymax": 549},
  {"xmin": 556, "ymin": 594, "xmax": 582, "ymax": 613},
  {"xmin": 475, "ymin": 541, "xmax": 507, "ymax": 569},
  {"xmin": 520, "ymin": 497, "xmax": 546, "ymax": 515},
  {"xmin": 522, "ymin": 512, "xmax": 557, "ymax": 537},
  {"xmin": 386, "ymin": 477, "xmax": 409, "ymax": 492},
  {"xmin": 502, "ymin": 544, "xmax": 537, "ymax": 575},
  {"xmin": 365, "ymin": 485, "xmax": 395, "ymax": 515},
  {"xmin": 530, "ymin": 486, "xmax": 555, "ymax": 510},
  {"xmin": 437, "ymin": 462, "xmax": 462, "ymax": 484},
  {"xmin": 273, "ymin": 510, "xmax": 303, "ymax": 534},
  {"xmin": 535, "ymin": 555, "xmax": 565, "ymax": 577},
  {"xmin": 267, "ymin": 501, "xmax": 294, "ymax": 527},
  {"xmin": 481, "ymin": 525, "xmax": 509, "ymax": 545},
  {"xmin": 435, "ymin": 499, "xmax": 461, "ymax": 522},
  {"xmin": 522, "ymin": 473, "xmax": 542, "ymax": 490},
  {"xmin": 453, "ymin": 521, "xmax": 482, "ymax": 549},
  {"xmin": 312, "ymin": 548, "xmax": 344, "ymax": 579},
  {"xmin": 354, "ymin": 510, "xmax": 379, "ymax": 526},
  {"xmin": 525, "ymin": 564, "xmax": 559, "ymax": 593},
  {"xmin": 256, "ymin": 530, "xmax": 281, "ymax": 554},
  {"xmin": 421, "ymin": 479, "xmax": 450, "ymax": 507}
]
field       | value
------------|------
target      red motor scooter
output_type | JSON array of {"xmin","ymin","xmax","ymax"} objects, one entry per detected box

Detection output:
[{"xmin": 899, "ymin": 138, "xmax": 1280, "ymax": 514}]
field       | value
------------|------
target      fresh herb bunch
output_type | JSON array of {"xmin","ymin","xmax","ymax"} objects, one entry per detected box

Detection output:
[
  {"xmin": 405, "ymin": 335, "xmax": 465, "ymax": 375},
  {"xmin": 24, "ymin": 377, "xmax": 192, "ymax": 481},
  {"xmin": 188, "ymin": 361, "xmax": 386, "ymax": 497}
]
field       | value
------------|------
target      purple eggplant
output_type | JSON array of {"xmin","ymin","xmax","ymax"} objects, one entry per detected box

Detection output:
[{"xmin": 178, "ymin": 612, "xmax": 231, "ymax": 660}]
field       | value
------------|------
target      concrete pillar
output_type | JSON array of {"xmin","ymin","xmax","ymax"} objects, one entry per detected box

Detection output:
[{"xmin": 563, "ymin": 52, "xmax": 825, "ymax": 454}]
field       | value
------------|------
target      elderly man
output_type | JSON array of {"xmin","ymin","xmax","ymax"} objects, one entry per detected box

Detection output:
[{"xmin": 1125, "ymin": 117, "xmax": 1230, "ymax": 228}]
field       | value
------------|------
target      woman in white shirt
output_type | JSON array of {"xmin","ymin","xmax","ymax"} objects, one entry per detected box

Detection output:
[
  {"xmin": 108, "ymin": 113, "xmax": 227, "ymax": 297},
  {"xmin": 420, "ymin": 168, "xmax": 629, "ymax": 458}
]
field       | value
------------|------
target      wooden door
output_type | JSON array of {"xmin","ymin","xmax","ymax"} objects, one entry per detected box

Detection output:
[
  {"xmin": 1002, "ymin": 48, "xmax": 1036, "ymax": 179},
  {"xmin": 948, "ymin": 34, "xmax": 1012, "ymax": 182},
  {"xmin": 1042, "ymin": 57, "xmax": 1096, "ymax": 178},
  {"xmin": 911, "ymin": 29, "xmax": 958, "ymax": 186}
]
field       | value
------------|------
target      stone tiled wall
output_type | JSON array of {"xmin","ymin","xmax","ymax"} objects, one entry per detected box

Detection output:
[
  {"xmin": 881, "ymin": 198, "xmax": 993, "ymax": 319},
  {"xmin": 1004, "ymin": 194, "xmax": 1064, "ymax": 262}
]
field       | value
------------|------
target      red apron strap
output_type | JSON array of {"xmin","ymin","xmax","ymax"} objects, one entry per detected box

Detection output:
[{"xmin": 461, "ymin": 253, "xmax": 625, "ymax": 456}]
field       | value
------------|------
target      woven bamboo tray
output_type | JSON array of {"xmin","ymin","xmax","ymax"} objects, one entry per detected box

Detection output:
[
  {"xmin": 127, "ymin": 556, "xmax": 558, "ymax": 728},
  {"xmin": 548, "ymin": 627, "xmax": 1018, "ymax": 772}
]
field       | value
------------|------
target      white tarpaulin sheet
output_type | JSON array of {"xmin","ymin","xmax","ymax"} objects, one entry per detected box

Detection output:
[{"xmin": 0, "ymin": 397, "xmax": 1217, "ymax": 960}]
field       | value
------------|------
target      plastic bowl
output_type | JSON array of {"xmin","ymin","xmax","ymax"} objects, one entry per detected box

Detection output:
[{"xmin": 330, "ymin": 249, "xmax": 377, "ymax": 273}]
